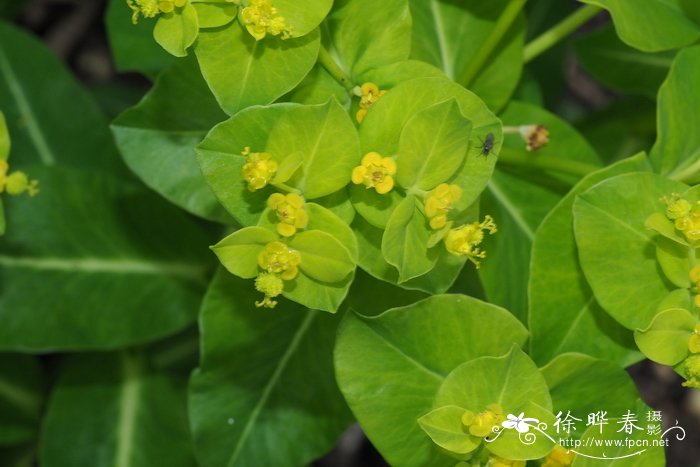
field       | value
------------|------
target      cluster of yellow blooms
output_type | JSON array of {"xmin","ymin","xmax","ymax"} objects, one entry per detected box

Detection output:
[
  {"xmin": 0, "ymin": 160, "xmax": 38, "ymax": 197},
  {"xmin": 356, "ymin": 82, "xmax": 387, "ymax": 124},
  {"xmin": 241, "ymin": 147, "xmax": 278, "ymax": 191},
  {"xmin": 255, "ymin": 241, "xmax": 301, "ymax": 308},
  {"xmin": 240, "ymin": 0, "xmax": 292, "ymax": 40},
  {"xmin": 425, "ymin": 183, "xmax": 462, "ymax": 230},
  {"xmin": 351, "ymin": 152, "xmax": 396, "ymax": 195},
  {"xmin": 444, "ymin": 216, "xmax": 498, "ymax": 268},
  {"xmin": 461, "ymin": 403, "xmax": 505, "ymax": 438},
  {"xmin": 126, "ymin": 0, "xmax": 186, "ymax": 23},
  {"xmin": 683, "ymin": 321, "xmax": 700, "ymax": 389},
  {"xmin": 267, "ymin": 193, "xmax": 308, "ymax": 237},
  {"xmin": 486, "ymin": 456, "xmax": 525, "ymax": 467},
  {"xmin": 541, "ymin": 445, "xmax": 575, "ymax": 467},
  {"xmin": 664, "ymin": 194, "xmax": 700, "ymax": 242}
]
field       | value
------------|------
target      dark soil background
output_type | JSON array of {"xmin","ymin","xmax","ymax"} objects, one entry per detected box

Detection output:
[{"xmin": 4, "ymin": 0, "xmax": 700, "ymax": 465}]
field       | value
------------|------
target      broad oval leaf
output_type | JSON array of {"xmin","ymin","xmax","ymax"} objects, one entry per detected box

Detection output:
[
  {"xmin": 211, "ymin": 227, "xmax": 279, "ymax": 279},
  {"xmin": 273, "ymin": 0, "xmax": 332, "ymax": 38},
  {"xmin": 153, "ymin": 4, "xmax": 199, "ymax": 57},
  {"xmin": 289, "ymin": 230, "xmax": 355, "ymax": 283},
  {"xmin": 634, "ymin": 308, "xmax": 697, "ymax": 365}
]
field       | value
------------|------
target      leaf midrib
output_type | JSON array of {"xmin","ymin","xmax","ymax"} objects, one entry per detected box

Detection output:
[{"xmin": 114, "ymin": 353, "xmax": 143, "ymax": 467}]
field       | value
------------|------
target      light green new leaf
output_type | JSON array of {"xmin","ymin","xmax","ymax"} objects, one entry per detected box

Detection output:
[
  {"xmin": 197, "ymin": 103, "xmax": 299, "ymax": 226},
  {"xmin": 409, "ymin": 0, "xmax": 525, "ymax": 111},
  {"xmin": 650, "ymin": 46, "xmax": 700, "ymax": 181},
  {"xmin": 634, "ymin": 308, "xmax": 697, "ymax": 365},
  {"xmin": 289, "ymin": 230, "xmax": 355, "ymax": 283},
  {"xmin": 417, "ymin": 405, "xmax": 480, "ymax": 458},
  {"xmin": 529, "ymin": 154, "xmax": 650, "ymax": 366},
  {"xmin": 580, "ymin": 0, "xmax": 700, "ymax": 52},
  {"xmin": 0, "ymin": 167, "xmax": 212, "ymax": 351},
  {"xmin": 335, "ymin": 295, "xmax": 528, "ymax": 467},
  {"xmin": 112, "ymin": 55, "xmax": 231, "ymax": 223},
  {"xmin": 273, "ymin": 0, "xmax": 332, "ymax": 38},
  {"xmin": 266, "ymin": 99, "xmax": 360, "ymax": 199},
  {"xmin": 574, "ymin": 25, "xmax": 675, "ymax": 100},
  {"xmin": 396, "ymin": 99, "xmax": 471, "ymax": 190},
  {"xmin": 655, "ymin": 237, "xmax": 691, "ymax": 288},
  {"xmin": 573, "ymin": 172, "xmax": 686, "ymax": 330},
  {"xmin": 41, "ymin": 352, "xmax": 196, "ymax": 467},
  {"xmin": 325, "ymin": 0, "xmax": 411, "ymax": 78},
  {"xmin": 645, "ymin": 212, "xmax": 688, "ymax": 246},
  {"xmin": 192, "ymin": 2, "xmax": 237, "ymax": 28},
  {"xmin": 211, "ymin": 227, "xmax": 278, "ymax": 279},
  {"xmin": 195, "ymin": 21, "xmax": 319, "ymax": 116},
  {"xmin": 154, "ymin": 4, "xmax": 199, "ymax": 57},
  {"xmin": 0, "ymin": 21, "xmax": 127, "ymax": 176},
  {"xmin": 0, "ymin": 354, "xmax": 43, "ymax": 447},
  {"xmin": 189, "ymin": 271, "xmax": 353, "ymax": 467},
  {"xmin": 382, "ymin": 196, "xmax": 437, "ymax": 283}
]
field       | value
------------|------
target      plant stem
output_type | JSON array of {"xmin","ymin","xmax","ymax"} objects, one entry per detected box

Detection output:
[
  {"xmin": 317, "ymin": 45, "xmax": 355, "ymax": 91},
  {"xmin": 496, "ymin": 147, "xmax": 599, "ymax": 178},
  {"xmin": 459, "ymin": 0, "xmax": 527, "ymax": 87},
  {"xmin": 523, "ymin": 4, "xmax": 603, "ymax": 63}
]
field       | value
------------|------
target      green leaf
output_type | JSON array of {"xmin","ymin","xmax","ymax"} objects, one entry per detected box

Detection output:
[
  {"xmin": 105, "ymin": 0, "xmax": 174, "ymax": 75},
  {"xmin": 335, "ymin": 295, "xmax": 528, "ymax": 466},
  {"xmin": 480, "ymin": 101, "xmax": 601, "ymax": 322},
  {"xmin": 0, "ymin": 167, "xmax": 212, "ymax": 351},
  {"xmin": 409, "ymin": 0, "xmax": 525, "ymax": 111},
  {"xmin": 273, "ymin": 0, "xmax": 332, "ymax": 38},
  {"xmin": 289, "ymin": 230, "xmax": 355, "ymax": 283},
  {"xmin": 325, "ymin": 0, "xmax": 411, "ymax": 78},
  {"xmin": 573, "ymin": 172, "xmax": 687, "ymax": 330},
  {"xmin": 197, "ymin": 103, "xmax": 299, "ymax": 226},
  {"xmin": 574, "ymin": 25, "xmax": 674, "ymax": 99},
  {"xmin": 417, "ymin": 405, "xmax": 480, "ymax": 458},
  {"xmin": 0, "ymin": 111, "xmax": 9, "ymax": 160},
  {"xmin": 396, "ymin": 99, "xmax": 471, "ymax": 190},
  {"xmin": 382, "ymin": 196, "xmax": 437, "ymax": 282},
  {"xmin": 153, "ymin": 3, "xmax": 199, "ymax": 57},
  {"xmin": 655, "ymin": 237, "xmax": 691, "ymax": 288},
  {"xmin": 300, "ymin": 202, "xmax": 358, "ymax": 259},
  {"xmin": 645, "ymin": 212, "xmax": 688, "ymax": 246},
  {"xmin": 0, "ymin": 354, "xmax": 43, "ymax": 447},
  {"xmin": 0, "ymin": 21, "xmax": 127, "ymax": 176},
  {"xmin": 211, "ymin": 227, "xmax": 278, "ymax": 279},
  {"xmin": 41, "ymin": 351, "xmax": 196, "ymax": 467},
  {"xmin": 195, "ymin": 21, "xmax": 320, "ymax": 116},
  {"xmin": 192, "ymin": 2, "xmax": 237, "ymax": 28},
  {"xmin": 634, "ymin": 308, "xmax": 697, "ymax": 365},
  {"xmin": 529, "ymin": 155, "xmax": 650, "ymax": 365},
  {"xmin": 266, "ymin": 99, "xmax": 360, "ymax": 199},
  {"xmin": 580, "ymin": 0, "xmax": 700, "ymax": 52},
  {"xmin": 189, "ymin": 271, "xmax": 353, "ymax": 467},
  {"xmin": 112, "ymin": 55, "xmax": 231, "ymax": 223},
  {"xmin": 650, "ymin": 46, "xmax": 700, "ymax": 181},
  {"xmin": 433, "ymin": 347, "xmax": 554, "ymax": 460}
]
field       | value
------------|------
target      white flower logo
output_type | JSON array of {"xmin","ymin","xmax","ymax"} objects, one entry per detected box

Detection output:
[{"xmin": 502, "ymin": 413, "xmax": 539, "ymax": 433}]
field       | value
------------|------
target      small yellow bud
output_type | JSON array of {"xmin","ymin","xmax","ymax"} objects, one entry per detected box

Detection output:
[
  {"xmin": 682, "ymin": 354, "xmax": 700, "ymax": 389},
  {"xmin": 461, "ymin": 403, "xmax": 504, "ymax": 438},
  {"xmin": 0, "ymin": 161, "xmax": 39, "ymax": 197},
  {"xmin": 240, "ymin": 0, "xmax": 291, "ymax": 41},
  {"xmin": 689, "ymin": 334, "xmax": 700, "ymax": 354},
  {"xmin": 666, "ymin": 196, "xmax": 692, "ymax": 220},
  {"xmin": 444, "ymin": 215, "xmax": 497, "ymax": 268},
  {"xmin": 267, "ymin": 192, "xmax": 309, "ymax": 237},
  {"xmin": 541, "ymin": 445, "xmax": 575, "ymax": 467},
  {"xmin": 351, "ymin": 152, "xmax": 397, "ymax": 194},
  {"xmin": 257, "ymin": 241, "xmax": 301, "ymax": 281},
  {"xmin": 356, "ymin": 82, "xmax": 387, "ymax": 123},
  {"xmin": 242, "ymin": 147, "xmax": 278, "ymax": 191},
  {"xmin": 425, "ymin": 183, "xmax": 462, "ymax": 230},
  {"xmin": 254, "ymin": 272, "xmax": 284, "ymax": 308}
]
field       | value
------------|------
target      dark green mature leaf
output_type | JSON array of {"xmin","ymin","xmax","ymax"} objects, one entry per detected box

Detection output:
[
  {"xmin": 529, "ymin": 155, "xmax": 650, "ymax": 366},
  {"xmin": 573, "ymin": 172, "xmax": 686, "ymax": 330},
  {"xmin": 195, "ymin": 21, "xmax": 320, "ymax": 116},
  {"xmin": 189, "ymin": 270, "xmax": 352, "ymax": 467},
  {"xmin": 574, "ymin": 25, "xmax": 674, "ymax": 99},
  {"xmin": 0, "ymin": 167, "xmax": 212, "ymax": 351},
  {"xmin": 0, "ymin": 21, "xmax": 127, "ymax": 176},
  {"xmin": 112, "ymin": 56, "xmax": 231, "ymax": 223},
  {"xmin": 0, "ymin": 354, "xmax": 43, "ymax": 447},
  {"xmin": 335, "ymin": 295, "xmax": 528, "ymax": 467},
  {"xmin": 409, "ymin": 0, "xmax": 525, "ymax": 111},
  {"xmin": 41, "ymin": 351, "xmax": 196, "ymax": 467},
  {"xmin": 650, "ymin": 46, "xmax": 700, "ymax": 181}
]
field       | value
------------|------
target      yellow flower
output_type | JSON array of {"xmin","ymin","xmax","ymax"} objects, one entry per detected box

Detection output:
[
  {"xmin": 356, "ymin": 82, "xmax": 387, "ymax": 123},
  {"xmin": 126, "ymin": 0, "xmax": 186, "ymax": 23},
  {"xmin": 0, "ymin": 160, "xmax": 38, "ymax": 197},
  {"xmin": 461, "ymin": 403, "xmax": 504, "ymax": 438},
  {"xmin": 662, "ymin": 194, "xmax": 700, "ymax": 242},
  {"xmin": 541, "ymin": 445, "xmax": 575, "ymax": 467},
  {"xmin": 267, "ymin": 192, "xmax": 309, "ymax": 237},
  {"xmin": 666, "ymin": 196, "xmax": 692, "ymax": 220},
  {"xmin": 254, "ymin": 272, "xmax": 284, "ymax": 308},
  {"xmin": 240, "ymin": 0, "xmax": 292, "ymax": 41},
  {"xmin": 425, "ymin": 183, "xmax": 462, "ymax": 230},
  {"xmin": 257, "ymin": 241, "xmax": 301, "ymax": 281},
  {"xmin": 682, "ymin": 354, "xmax": 700, "ymax": 389},
  {"xmin": 488, "ymin": 456, "xmax": 525, "ymax": 467},
  {"xmin": 444, "ymin": 215, "xmax": 497, "ymax": 268},
  {"xmin": 242, "ymin": 147, "xmax": 278, "ymax": 191},
  {"xmin": 689, "ymin": 324, "xmax": 700, "ymax": 354},
  {"xmin": 351, "ymin": 152, "xmax": 397, "ymax": 194}
]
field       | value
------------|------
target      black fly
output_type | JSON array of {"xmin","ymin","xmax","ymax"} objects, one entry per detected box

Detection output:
[{"xmin": 477, "ymin": 132, "xmax": 495, "ymax": 157}]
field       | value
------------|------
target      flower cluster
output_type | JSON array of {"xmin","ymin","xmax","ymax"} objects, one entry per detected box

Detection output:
[
  {"xmin": 242, "ymin": 147, "xmax": 278, "ymax": 191},
  {"xmin": 240, "ymin": 0, "xmax": 292, "ymax": 41},
  {"xmin": 267, "ymin": 192, "xmax": 308, "ymax": 237},
  {"xmin": 351, "ymin": 152, "xmax": 397, "ymax": 194},
  {"xmin": 663, "ymin": 194, "xmax": 700, "ymax": 242},
  {"xmin": 444, "ymin": 216, "xmax": 498, "ymax": 268},
  {"xmin": 461, "ymin": 403, "xmax": 505, "ymax": 438},
  {"xmin": 682, "ymin": 354, "xmax": 700, "ymax": 390},
  {"xmin": 126, "ymin": 0, "xmax": 186, "ymax": 23},
  {"xmin": 541, "ymin": 445, "xmax": 575, "ymax": 467},
  {"xmin": 0, "ymin": 160, "xmax": 38, "ymax": 197},
  {"xmin": 487, "ymin": 456, "xmax": 525, "ymax": 467},
  {"xmin": 255, "ymin": 241, "xmax": 301, "ymax": 308},
  {"xmin": 425, "ymin": 183, "xmax": 462, "ymax": 230},
  {"xmin": 355, "ymin": 82, "xmax": 387, "ymax": 123}
]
